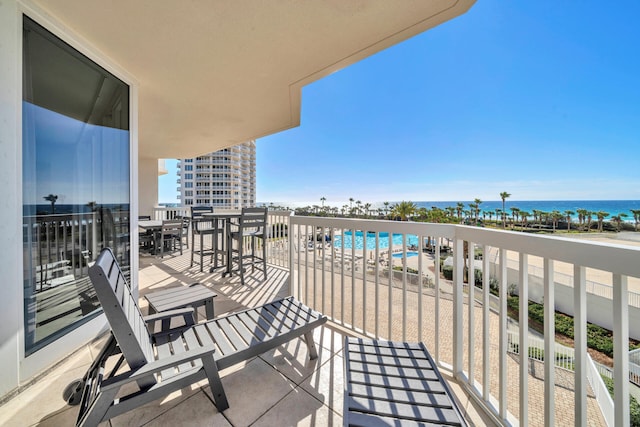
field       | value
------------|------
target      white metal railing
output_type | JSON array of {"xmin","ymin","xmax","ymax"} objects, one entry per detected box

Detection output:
[
  {"xmin": 151, "ymin": 206, "xmax": 189, "ymax": 220},
  {"xmin": 506, "ymin": 330, "xmax": 575, "ymax": 371},
  {"xmin": 266, "ymin": 210, "xmax": 291, "ymax": 268},
  {"xmin": 507, "ymin": 259, "xmax": 640, "ymax": 307},
  {"xmin": 287, "ymin": 216, "xmax": 640, "ymax": 426},
  {"xmin": 587, "ymin": 354, "xmax": 615, "ymax": 427}
]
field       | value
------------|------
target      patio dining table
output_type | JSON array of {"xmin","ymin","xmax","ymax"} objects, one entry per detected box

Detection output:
[
  {"xmin": 202, "ymin": 212, "xmax": 241, "ymax": 275},
  {"xmin": 138, "ymin": 220, "xmax": 163, "ymax": 254},
  {"xmin": 138, "ymin": 220, "xmax": 162, "ymax": 231}
]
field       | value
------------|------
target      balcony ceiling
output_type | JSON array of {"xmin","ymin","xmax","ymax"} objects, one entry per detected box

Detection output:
[{"xmin": 32, "ymin": 0, "xmax": 474, "ymax": 159}]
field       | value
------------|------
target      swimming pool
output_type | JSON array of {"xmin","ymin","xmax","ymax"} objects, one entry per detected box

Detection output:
[
  {"xmin": 333, "ymin": 231, "xmax": 419, "ymax": 250},
  {"xmin": 392, "ymin": 251, "xmax": 419, "ymax": 258}
]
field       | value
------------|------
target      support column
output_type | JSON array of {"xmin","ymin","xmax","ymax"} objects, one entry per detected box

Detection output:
[{"xmin": 138, "ymin": 157, "xmax": 159, "ymax": 218}]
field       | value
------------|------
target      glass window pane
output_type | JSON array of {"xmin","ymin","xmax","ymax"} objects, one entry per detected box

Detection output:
[{"xmin": 22, "ymin": 16, "xmax": 130, "ymax": 354}]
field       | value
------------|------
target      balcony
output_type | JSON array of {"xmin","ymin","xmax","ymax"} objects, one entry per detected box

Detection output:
[{"xmin": 3, "ymin": 212, "xmax": 638, "ymax": 426}]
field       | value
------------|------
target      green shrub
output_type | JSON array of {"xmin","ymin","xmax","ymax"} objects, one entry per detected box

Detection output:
[
  {"xmin": 442, "ymin": 265, "xmax": 453, "ymax": 280},
  {"xmin": 507, "ymin": 296, "xmax": 636, "ymax": 358}
]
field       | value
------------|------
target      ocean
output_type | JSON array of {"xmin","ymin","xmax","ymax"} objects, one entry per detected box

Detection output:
[
  {"xmin": 261, "ymin": 200, "xmax": 640, "ymax": 221},
  {"xmin": 411, "ymin": 200, "xmax": 640, "ymax": 221}
]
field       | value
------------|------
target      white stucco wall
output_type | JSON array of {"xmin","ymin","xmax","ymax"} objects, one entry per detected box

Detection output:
[
  {"xmin": 492, "ymin": 263, "xmax": 640, "ymax": 340},
  {"xmin": 138, "ymin": 157, "xmax": 159, "ymax": 218}
]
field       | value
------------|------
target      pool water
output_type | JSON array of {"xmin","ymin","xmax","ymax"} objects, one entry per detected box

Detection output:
[
  {"xmin": 333, "ymin": 231, "xmax": 419, "ymax": 250},
  {"xmin": 392, "ymin": 251, "xmax": 419, "ymax": 258}
]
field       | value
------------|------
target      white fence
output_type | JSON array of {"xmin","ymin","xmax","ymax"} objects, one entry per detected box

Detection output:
[
  {"xmin": 151, "ymin": 206, "xmax": 189, "ymax": 220},
  {"xmin": 506, "ymin": 259, "xmax": 640, "ymax": 307},
  {"xmin": 506, "ymin": 330, "xmax": 614, "ymax": 427},
  {"xmin": 288, "ymin": 216, "xmax": 640, "ymax": 426}
]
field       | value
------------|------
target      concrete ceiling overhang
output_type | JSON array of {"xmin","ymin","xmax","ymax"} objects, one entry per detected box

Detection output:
[{"xmin": 31, "ymin": 0, "xmax": 475, "ymax": 159}]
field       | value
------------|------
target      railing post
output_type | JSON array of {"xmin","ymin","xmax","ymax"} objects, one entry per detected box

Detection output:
[
  {"xmin": 453, "ymin": 237, "xmax": 464, "ymax": 377},
  {"xmin": 574, "ymin": 265, "xmax": 587, "ymax": 426},
  {"xmin": 482, "ymin": 244, "xmax": 490, "ymax": 402},
  {"xmin": 543, "ymin": 258, "xmax": 555, "ymax": 426},
  {"xmin": 613, "ymin": 273, "xmax": 629, "ymax": 427},
  {"xmin": 499, "ymin": 248, "xmax": 508, "ymax": 420},
  {"xmin": 288, "ymin": 213, "xmax": 295, "ymax": 298},
  {"xmin": 468, "ymin": 241, "xmax": 475, "ymax": 385},
  {"xmin": 519, "ymin": 253, "xmax": 529, "ymax": 425}
]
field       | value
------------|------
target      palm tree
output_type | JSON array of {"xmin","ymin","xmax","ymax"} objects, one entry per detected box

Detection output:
[
  {"xmin": 611, "ymin": 215, "xmax": 623, "ymax": 232},
  {"xmin": 585, "ymin": 211, "xmax": 593, "ymax": 232},
  {"xmin": 532, "ymin": 209, "xmax": 541, "ymax": 226},
  {"xmin": 363, "ymin": 203, "xmax": 372, "ymax": 218},
  {"xmin": 510, "ymin": 207, "xmax": 520, "ymax": 228},
  {"xmin": 576, "ymin": 209, "xmax": 588, "ymax": 231},
  {"xmin": 391, "ymin": 201, "xmax": 417, "ymax": 221},
  {"xmin": 621, "ymin": 213, "xmax": 629, "ymax": 230},
  {"xmin": 355, "ymin": 200, "xmax": 362, "ymax": 217},
  {"xmin": 550, "ymin": 210, "xmax": 563, "ymax": 232},
  {"xmin": 631, "ymin": 209, "xmax": 640, "ymax": 231},
  {"xmin": 86, "ymin": 201, "xmax": 98, "ymax": 212},
  {"xmin": 467, "ymin": 202, "xmax": 478, "ymax": 225},
  {"xmin": 520, "ymin": 211, "xmax": 531, "ymax": 229},
  {"xmin": 446, "ymin": 206, "xmax": 456, "ymax": 219},
  {"xmin": 349, "ymin": 198, "xmax": 354, "ymax": 210},
  {"xmin": 564, "ymin": 210, "xmax": 575, "ymax": 231},
  {"xmin": 383, "ymin": 201, "xmax": 390, "ymax": 217},
  {"xmin": 456, "ymin": 202, "xmax": 464, "ymax": 222},
  {"xmin": 320, "ymin": 197, "xmax": 326, "ymax": 208},
  {"xmin": 500, "ymin": 192, "xmax": 511, "ymax": 228},
  {"xmin": 473, "ymin": 198, "xmax": 482, "ymax": 225},
  {"xmin": 596, "ymin": 211, "xmax": 609, "ymax": 232},
  {"xmin": 44, "ymin": 194, "xmax": 58, "ymax": 214}
]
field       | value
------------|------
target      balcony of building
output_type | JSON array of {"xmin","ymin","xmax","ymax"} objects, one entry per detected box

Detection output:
[{"xmin": 4, "ymin": 211, "xmax": 638, "ymax": 426}]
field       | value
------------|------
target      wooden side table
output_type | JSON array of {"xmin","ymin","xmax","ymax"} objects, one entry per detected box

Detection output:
[{"xmin": 144, "ymin": 283, "xmax": 217, "ymax": 323}]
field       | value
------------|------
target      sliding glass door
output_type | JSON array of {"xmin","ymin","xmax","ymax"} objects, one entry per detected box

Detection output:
[{"xmin": 22, "ymin": 16, "xmax": 131, "ymax": 354}]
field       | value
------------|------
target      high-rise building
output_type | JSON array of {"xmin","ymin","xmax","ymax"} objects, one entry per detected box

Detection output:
[{"xmin": 177, "ymin": 141, "xmax": 256, "ymax": 209}]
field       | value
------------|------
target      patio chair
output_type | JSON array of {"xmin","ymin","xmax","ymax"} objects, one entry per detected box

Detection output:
[
  {"xmin": 228, "ymin": 207, "xmax": 268, "ymax": 285},
  {"xmin": 138, "ymin": 215, "xmax": 155, "ymax": 253},
  {"xmin": 64, "ymin": 248, "xmax": 326, "ymax": 427},
  {"xmin": 156, "ymin": 219, "xmax": 183, "ymax": 258},
  {"xmin": 99, "ymin": 207, "xmax": 129, "ymax": 260},
  {"xmin": 175, "ymin": 215, "xmax": 190, "ymax": 249},
  {"xmin": 190, "ymin": 206, "xmax": 224, "ymax": 272}
]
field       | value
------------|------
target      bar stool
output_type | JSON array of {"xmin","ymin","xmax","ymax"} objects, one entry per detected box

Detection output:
[
  {"xmin": 228, "ymin": 207, "xmax": 268, "ymax": 285},
  {"xmin": 190, "ymin": 206, "xmax": 218, "ymax": 272}
]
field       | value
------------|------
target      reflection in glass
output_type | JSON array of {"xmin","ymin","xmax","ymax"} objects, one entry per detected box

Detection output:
[{"xmin": 22, "ymin": 16, "xmax": 130, "ymax": 354}]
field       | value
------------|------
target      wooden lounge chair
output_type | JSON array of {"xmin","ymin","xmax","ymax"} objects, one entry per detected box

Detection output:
[
  {"xmin": 343, "ymin": 337, "xmax": 467, "ymax": 426},
  {"xmin": 64, "ymin": 248, "xmax": 326, "ymax": 427}
]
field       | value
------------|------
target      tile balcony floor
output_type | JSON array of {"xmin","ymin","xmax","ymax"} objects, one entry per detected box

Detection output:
[{"xmin": 0, "ymin": 246, "xmax": 503, "ymax": 426}]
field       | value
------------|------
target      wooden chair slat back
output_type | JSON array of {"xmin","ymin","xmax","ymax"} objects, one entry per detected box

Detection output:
[{"xmin": 89, "ymin": 248, "xmax": 155, "ymax": 371}]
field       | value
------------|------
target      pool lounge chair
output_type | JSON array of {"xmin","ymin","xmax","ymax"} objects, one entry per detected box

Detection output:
[{"xmin": 65, "ymin": 248, "xmax": 327, "ymax": 427}]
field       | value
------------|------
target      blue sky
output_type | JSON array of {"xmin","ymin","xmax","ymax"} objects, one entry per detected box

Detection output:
[{"xmin": 161, "ymin": 1, "xmax": 640, "ymax": 206}]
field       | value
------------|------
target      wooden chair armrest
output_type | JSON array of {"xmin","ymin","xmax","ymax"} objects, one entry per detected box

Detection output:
[{"xmin": 101, "ymin": 344, "xmax": 217, "ymax": 391}]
